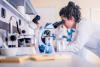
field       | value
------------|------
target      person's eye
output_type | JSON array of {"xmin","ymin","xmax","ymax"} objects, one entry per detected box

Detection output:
[
  {"xmin": 62, "ymin": 20, "xmax": 65, "ymax": 22},
  {"xmin": 62, "ymin": 20, "xmax": 66, "ymax": 23}
]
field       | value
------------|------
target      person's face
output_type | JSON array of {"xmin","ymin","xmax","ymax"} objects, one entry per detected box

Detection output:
[{"xmin": 61, "ymin": 16, "xmax": 75, "ymax": 28}]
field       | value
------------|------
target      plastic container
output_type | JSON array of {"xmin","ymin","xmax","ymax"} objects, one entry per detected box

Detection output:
[{"xmin": 0, "ymin": 48, "xmax": 18, "ymax": 56}]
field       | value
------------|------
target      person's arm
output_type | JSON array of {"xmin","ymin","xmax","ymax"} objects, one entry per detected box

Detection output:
[{"xmin": 66, "ymin": 19, "xmax": 94, "ymax": 52}]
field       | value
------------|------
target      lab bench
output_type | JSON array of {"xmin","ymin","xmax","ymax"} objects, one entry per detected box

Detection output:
[{"xmin": 0, "ymin": 48, "xmax": 100, "ymax": 67}]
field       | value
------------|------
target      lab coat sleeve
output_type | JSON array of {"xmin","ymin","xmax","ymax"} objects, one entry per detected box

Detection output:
[{"xmin": 66, "ymin": 19, "xmax": 94, "ymax": 52}]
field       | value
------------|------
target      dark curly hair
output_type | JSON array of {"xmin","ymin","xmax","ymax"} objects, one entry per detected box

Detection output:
[{"xmin": 59, "ymin": 1, "xmax": 81, "ymax": 23}]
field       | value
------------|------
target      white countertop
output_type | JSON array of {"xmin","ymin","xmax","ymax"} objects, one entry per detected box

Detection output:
[{"xmin": 0, "ymin": 48, "xmax": 100, "ymax": 67}]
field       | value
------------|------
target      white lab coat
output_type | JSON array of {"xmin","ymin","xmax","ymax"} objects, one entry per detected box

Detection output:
[{"xmin": 65, "ymin": 18, "xmax": 94, "ymax": 52}]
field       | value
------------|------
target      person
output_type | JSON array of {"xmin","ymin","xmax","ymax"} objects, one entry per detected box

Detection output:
[{"xmin": 59, "ymin": 1, "xmax": 94, "ymax": 53}]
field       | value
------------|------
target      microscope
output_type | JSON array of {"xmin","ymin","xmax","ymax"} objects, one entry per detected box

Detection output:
[
  {"xmin": 18, "ymin": 15, "xmax": 41, "ymax": 47},
  {"xmin": 39, "ymin": 28, "xmax": 55, "ymax": 54},
  {"xmin": 38, "ymin": 20, "xmax": 64, "ymax": 54},
  {"xmin": 0, "ymin": 15, "xmax": 41, "ymax": 56},
  {"xmin": 0, "ymin": 16, "xmax": 19, "ymax": 56},
  {"xmin": 6, "ymin": 16, "xmax": 19, "ymax": 48}
]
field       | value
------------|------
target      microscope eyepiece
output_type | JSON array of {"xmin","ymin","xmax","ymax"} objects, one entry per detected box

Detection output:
[
  {"xmin": 32, "ymin": 15, "xmax": 40, "ymax": 24},
  {"xmin": 53, "ymin": 20, "xmax": 64, "ymax": 29}
]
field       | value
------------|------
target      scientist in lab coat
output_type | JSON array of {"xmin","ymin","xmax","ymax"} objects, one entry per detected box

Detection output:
[{"xmin": 59, "ymin": 1, "xmax": 94, "ymax": 53}]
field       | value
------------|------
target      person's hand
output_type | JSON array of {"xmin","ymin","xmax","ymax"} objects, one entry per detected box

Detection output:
[
  {"xmin": 67, "ymin": 41, "xmax": 74, "ymax": 46},
  {"xmin": 66, "ymin": 41, "xmax": 82, "ymax": 53}
]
